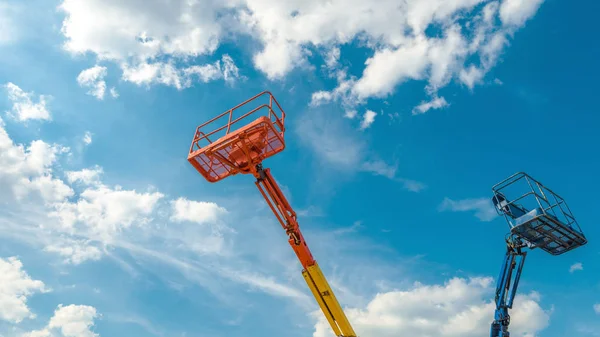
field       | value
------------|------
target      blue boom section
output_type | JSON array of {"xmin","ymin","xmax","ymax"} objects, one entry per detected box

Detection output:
[{"xmin": 490, "ymin": 236, "xmax": 527, "ymax": 337}]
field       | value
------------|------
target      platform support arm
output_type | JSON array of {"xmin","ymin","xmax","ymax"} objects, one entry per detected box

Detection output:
[
  {"xmin": 254, "ymin": 165, "xmax": 357, "ymax": 337},
  {"xmin": 490, "ymin": 237, "xmax": 527, "ymax": 337}
]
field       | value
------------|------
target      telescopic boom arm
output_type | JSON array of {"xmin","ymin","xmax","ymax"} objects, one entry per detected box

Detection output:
[
  {"xmin": 490, "ymin": 235, "xmax": 527, "ymax": 337},
  {"xmin": 254, "ymin": 164, "xmax": 357, "ymax": 337}
]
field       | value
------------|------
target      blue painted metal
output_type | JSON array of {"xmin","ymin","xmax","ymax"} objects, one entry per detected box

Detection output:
[
  {"xmin": 490, "ymin": 235, "xmax": 527, "ymax": 337},
  {"xmin": 489, "ymin": 172, "xmax": 588, "ymax": 337}
]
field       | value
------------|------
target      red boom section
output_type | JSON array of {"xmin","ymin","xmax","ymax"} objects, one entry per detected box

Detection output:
[{"xmin": 255, "ymin": 167, "xmax": 315, "ymax": 268}]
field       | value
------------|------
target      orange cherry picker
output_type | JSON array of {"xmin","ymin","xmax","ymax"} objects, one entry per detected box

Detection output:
[{"xmin": 187, "ymin": 91, "xmax": 357, "ymax": 337}]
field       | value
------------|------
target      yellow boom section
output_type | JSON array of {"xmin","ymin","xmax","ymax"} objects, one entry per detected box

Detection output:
[{"xmin": 302, "ymin": 262, "xmax": 357, "ymax": 337}]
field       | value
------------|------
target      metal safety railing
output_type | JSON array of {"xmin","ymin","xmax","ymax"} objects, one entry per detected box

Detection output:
[
  {"xmin": 188, "ymin": 91, "xmax": 286, "ymax": 155},
  {"xmin": 491, "ymin": 172, "xmax": 584, "ymax": 235}
]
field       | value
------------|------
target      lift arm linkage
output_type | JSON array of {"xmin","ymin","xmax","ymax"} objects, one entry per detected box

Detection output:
[
  {"xmin": 254, "ymin": 165, "xmax": 357, "ymax": 337},
  {"xmin": 490, "ymin": 236, "xmax": 527, "ymax": 337}
]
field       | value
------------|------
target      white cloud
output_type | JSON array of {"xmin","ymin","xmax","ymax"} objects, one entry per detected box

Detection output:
[
  {"xmin": 44, "ymin": 238, "xmax": 103, "ymax": 265},
  {"xmin": 58, "ymin": 0, "xmax": 222, "ymax": 61},
  {"xmin": 360, "ymin": 110, "xmax": 377, "ymax": 130},
  {"xmin": 50, "ymin": 184, "xmax": 164, "ymax": 242},
  {"xmin": 25, "ymin": 304, "xmax": 99, "ymax": 337},
  {"xmin": 361, "ymin": 160, "xmax": 397, "ymax": 179},
  {"xmin": 324, "ymin": 47, "xmax": 341, "ymax": 69},
  {"xmin": 310, "ymin": 91, "xmax": 333, "ymax": 107},
  {"xmin": 0, "ymin": 118, "xmax": 73, "ymax": 205},
  {"xmin": 82, "ymin": 131, "xmax": 92, "ymax": 145},
  {"xmin": 412, "ymin": 96, "xmax": 449, "ymax": 115},
  {"xmin": 4, "ymin": 83, "xmax": 51, "ymax": 122},
  {"xmin": 439, "ymin": 197, "xmax": 497, "ymax": 222},
  {"xmin": 0, "ymin": 117, "xmax": 304, "ymax": 304},
  {"xmin": 109, "ymin": 87, "xmax": 118, "ymax": 98},
  {"xmin": 594, "ymin": 303, "xmax": 600, "ymax": 315},
  {"xmin": 305, "ymin": 0, "xmax": 544, "ymax": 115},
  {"xmin": 313, "ymin": 277, "xmax": 550, "ymax": 337},
  {"xmin": 569, "ymin": 262, "xmax": 583, "ymax": 273},
  {"xmin": 57, "ymin": 0, "xmax": 545, "ymax": 103},
  {"xmin": 120, "ymin": 55, "xmax": 241, "ymax": 89},
  {"xmin": 170, "ymin": 197, "xmax": 228, "ymax": 225},
  {"xmin": 65, "ymin": 166, "xmax": 103, "ymax": 186},
  {"xmin": 499, "ymin": 0, "xmax": 545, "ymax": 28},
  {"xmin": 0, "ymin": 257, "xmax": 49, "ymax": 323},
  {"xmin": 396, "ymin": 178, "xmax": 427, "ymax": 193},
  {"xmin": 344, "ymin": 110, "xmax": 358, "ymax": 119},
  {"xmin": 352, "ymin": 35, "xmax": 431, "ymax": 99},
  {"xmin": 76, "ymin": 66, "xmax": 108, "ymax": 100}
]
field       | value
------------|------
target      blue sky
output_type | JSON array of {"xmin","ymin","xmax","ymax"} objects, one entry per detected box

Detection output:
[{"xmin": 0, "ymin": 0, "xmax": 598, "ymax": 336}]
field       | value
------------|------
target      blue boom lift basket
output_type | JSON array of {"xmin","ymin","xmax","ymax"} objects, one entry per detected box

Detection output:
[{"xmin": 491, "ymin": 172, "xmax": 587, "ymax": 256}]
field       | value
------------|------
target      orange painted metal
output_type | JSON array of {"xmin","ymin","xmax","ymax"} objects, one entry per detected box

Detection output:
[
  {"xmin": 255, "ymin": 168, "xmax": 316, "ymax": 268},
  {"xmin": 187, "ymin": 91, "xmax": 286, "ymax": 183}
]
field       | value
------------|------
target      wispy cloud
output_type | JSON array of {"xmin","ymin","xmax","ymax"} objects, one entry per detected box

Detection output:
[
  {"xmin": 295, "ymin": 107, "xmax": 424, "ymax": 192},
  {"xmin": 0, "ymin": 119, "xmax": 313, "ymax": 317},
  {"xmin": 438, "ymin": 197, "xmax": 497, "ymax": 222},
  {"xmin": 569, "ymin": 262, "xmax": 583, "ymax": 273},
  {"xmin": 105, "ymin": 313, "xmax": 166, "ymax": 336},
  {"xmin": 412, "ymin": 95, "xmax": 449, "ymax": 115},
  {"xmin": 0, "ymin": 256, "xmax": 50, "ymax": 323},
  {"xmin": 4, "ymin": 82, "xmax": 51, "ymax": 122},
  {"xmin": 332, "ymin": 221, "xmax": 363, "ymax": 235},
  {"xmin": 83, "ymin": 131, "xmax": 93, "ymax": 145}
]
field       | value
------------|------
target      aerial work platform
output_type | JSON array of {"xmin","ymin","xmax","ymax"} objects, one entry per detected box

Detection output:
[
  {"xmin": 491, "ymin": 172, "xmax": 587, "ymax": 255},
  {"xmin": 188, "ymin": 91, "xmax": 285, "ymax": 182},
  {"xmin": 187, "ymin": 91, "xmax": 357, "ymax": 337},
  {"xmin": 488, "ymin": 172, "xmax": 588, "ymax": 337}
]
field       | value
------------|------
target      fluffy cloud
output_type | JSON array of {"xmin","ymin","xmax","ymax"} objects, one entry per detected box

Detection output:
[
  {"xmin": 76, "ymin": 66, "xmax": 113, "ymax": 100},
  {"xmin": 25, "ymin": 304, "xmax": 99, "ymax": 337},
  {"xmin": 0, "ymin": 257, "xmax": 49, "ymax": 323},
  {"xmin": 439, "ymin": 197, "xmax": 497, "ymax": 222},
  {"xmin": 594, "ymin": 303, "xmax": 600, "ymax": 315},
  {"xmin": 0, "ymin": 117, "xmax": 73, "ymax": 205},
  {"xmin": 303, "ymin": 0, "xmax": 544, "ymax": 117},
  {"xmin": 0, "ymin": 118, "xmax": 160, "ymax": 248},
  {"xmin": 65, "ymin": 166, "xmax": 103, "ymax": 186},
  {"xmin": 313, "ymin": 277, "xmax": 550, "ymax": 337},
  {"xmin": 58, "ymin": 0, "xmax": 243, "ymax": 89},
  {"xmin": 170, "ymin": 197, "xmax": 228, "ymax": 225},
  {"xmin": 49, "ymin": 183, "xmax": 164, "ymax": 241},
  {"xmin": 3, "ymin": 83, "xmax": 51, "ymax": 122},
  {"xmin": 44, "ymin": 238, "xmax": 103, "ymax": 265},
  {"xmin": 499, "ymin": 0, "xmax": 545, "ymax": 27},
  {"xmin": 57, "ymin": 0, "xmax": 545, "ymax": 111}
]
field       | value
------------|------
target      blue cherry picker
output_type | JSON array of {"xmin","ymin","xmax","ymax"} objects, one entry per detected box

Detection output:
[{"xmin": 489, "ymin": 172, "xmax": 588, "ymax": 337}]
